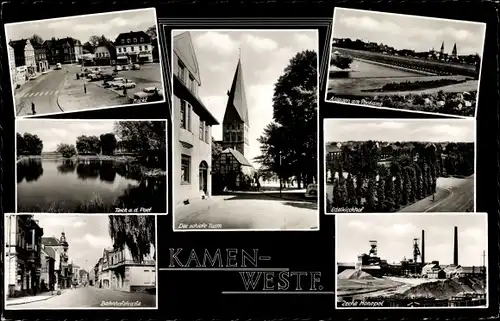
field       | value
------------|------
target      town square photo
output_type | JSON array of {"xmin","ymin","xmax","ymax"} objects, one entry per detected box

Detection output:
[
  {"xmin": 325, "ymin": 119, "xmax": 475, "ymax": 214},
  {"xmin": 5, "ymin": 8, "xmax": 165, "ymax": 117},
  {"xmin": 172, "ymin": 29, "xmax": 319, "ymax": 231},
  {"xmin": 4, "ymin": 214, "xmax": 157, "ymax": 309},
  {"xmin": 16, "ymin": 119, "xmax": 167, "ymax": 213},
  {"xmin": 335, "ymin": 213, "xmax": 488, "ymax": 308},
  {"xmin": 326, "ymin": 8, "xmax": 486, "ymax": 117}
]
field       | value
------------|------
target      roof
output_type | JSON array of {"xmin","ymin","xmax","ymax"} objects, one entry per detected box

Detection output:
[
  {"xmin": 422, "ymin": 263, "xmax": 441, "ymax": 272},
  {"xmin": 43, "ymin": 246, "xmax": 57, "ymax": 260},
  {"xmin": 326, "ymin": 144, "xmax": 341, "ymax": 153},
  {"xmin": 223, "ymin": 58, "xmax": 249, "ymax": 126},
  {"xmin": 42, "ymin": 236, "xmax": 60, "ymax": 246},
  {"xmin": 9, "ymin": 39, "xmax": 29, "ymax": 52},
  {"xmin": 115, "ymin": 31, "xmax": 150, "ymax": 45},
  {"xmin": 221, "ymin": 148, "xmax": 252, "ymax": 167},
  {"xmin": 173, "ymin": 32, "xmax": 201, "ymax": 85},
  {"xmin": 58, "ymin": 37, "xmax": 82, "ymax": 47}
]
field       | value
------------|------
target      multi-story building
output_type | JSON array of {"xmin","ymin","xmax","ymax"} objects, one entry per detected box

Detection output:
[
  {"xmin": 39, "ymin": 245, "xmax": 57, "ymax": 292},
  {"xmin": 79, "ymin": 269, "xmax": 89, "ymax": 285},
  {"xmin": 71, "ymin": 263, "xmax": 80, "ymax": 285},
  {"xmin": 41, "ymin": 232, "xmax": 72, "ymax": 289},
  {"xmin": 99, "ymin": 248, "xmax": 112, "ymax": 288},
  {"xmin": 173, "ymin": 31, "xmax": 219, "ymax": 206},
  {"xmin": 9, "ymin": 39, "xmax": 36, "ymax": 76},
  {"xmin": 4, "ymin": 215, "xmax": 44, "ymax": 297},
  {"xmin": 8, "ymin": 44, "xmax": 16, "ymax": 87},
  {"xmin": 107, "ymin": 244, "xmax": 156, "ymax": 292},
  {"xmin": 95, "ymin": 258, "xmax": 103, "ymax": 287},
  {"xmin": 33, "ymin": 44, "xmax": 49, "ymax": 72},
  {"xmin": 115, "ymin": 31, "xmax": 153, "ymax": 64},
  {"xmin": 43, "ymin": 37, "xmax": 82, "ymax": 65},
  {"xmin": 89, "ymin": 268, "xmax": 95, "ymax": 286},
  {"xmin": 94, "ymin": 43, "xmax": 116, "ymax": 66}
]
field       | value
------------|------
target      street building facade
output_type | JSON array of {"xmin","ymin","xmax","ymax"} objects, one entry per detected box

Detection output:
[
  {"xmin": 34, "ymin": 44, "xmax": 49, "ymax": 72},
  {"xmin": 43, "ymin": 37, "xmax": 83, "ymax": 65},
  {"xmin": 9, "ymin": 39, "xmax": 36, "ymax": 76},
  {"xmin": 95, "ymin": 43, "xmax": 116, "ymax": 65},
  {"xmin": 173, "ymin": 31, "xmax": 219, "ymax": 206},
  {"xmin": 42, "ymin": 233, "xmax": 73, "ymax": 289},
  {"xmin": 39, "ymin": 245, "xmax": 57, "ymax": 292},
  {"xmin": 4, "ymin": 215, "xmax": 44, "ymax": 298},
  {"xmin": 8, "ymin": 44, "xmax": 16, "ymax": 88},
  {"xmin": 115, "ymin": 31, "xmax": 153, "ymax": 64},
  {"xmin": 99, "ymin": 249, "xmax": 112, "ymax": 288}
]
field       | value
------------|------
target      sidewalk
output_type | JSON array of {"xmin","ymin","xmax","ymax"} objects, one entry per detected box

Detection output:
[
  {"xmin": 14, "ymin": 72, "xmax": 51, "ymax": 114},
  {"xmin": 6, "ymin": 290, "xmax": 65, "ymax": 306},
  {"xmin": 57, "ymin": 76, "xmax": 129, "ymax": 112},
  {"xmin": 175, "ymin": 196, "xmax": 220, "ymax": 219}
]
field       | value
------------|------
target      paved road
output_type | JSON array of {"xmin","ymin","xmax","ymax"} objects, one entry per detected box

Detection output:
[
  {"xmin": 399, "ymin": 175, "xmax": 474, "ymax": 212},
  {"xmin": 7, "ymin": 286, "xmax": 156, "ymax": 309},
  {"xmin": 175, "ymin": 192, "xmax": 319, "ymax": 230}
]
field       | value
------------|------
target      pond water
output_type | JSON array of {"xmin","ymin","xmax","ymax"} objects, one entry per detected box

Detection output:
[{"xmin": 17, "ymin": 158, "xmax": 167, "ymax": 213}]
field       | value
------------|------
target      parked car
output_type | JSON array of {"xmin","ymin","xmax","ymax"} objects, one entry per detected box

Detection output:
[
  {"xmin": 122, "ymin": 65, "xmax": 129, "ymax": 71},
  {"xmin": 55, "ymin": 63, "xmax": 62, "ymax": 70},
  {"xmin": 114, "ymin": 65, "xmax": 123, "ymax": 71},
  {"xmin": 88, "ymin": 73, "xmax": 102, "ymax": 81},
  {"xmin": 304, "ymin": 184, "xmax": 318, "ymax": 198},
  {"xmin": 101, "ymin": 72, "xmax": 116, "ymax": 81},
  {"xmin": 106, "ymin": 77, "xmax": 126, "ymax": 87},
  {"xmin": 130, "ymin": 64, "xmax": 141, "ymax": 70},
  {"xmin": 116, "ymin": 80, "xmax": 136, "ymax": 89},
  {"xmin": 132, "ymin": 87, "xmax": 164, "ymax": 103}
]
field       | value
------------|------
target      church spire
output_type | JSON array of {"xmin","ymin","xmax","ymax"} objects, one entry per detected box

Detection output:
[
  {"xmin": 223, "ymin": 56, "xmax": 249, "ymax": 126},
  {"xmin": 452, "ymin": 43, "xmax": 457, "ymax": 57},
  {"xmin": 440, "ymin": 41, "xmax": 444, "ymax": 53}
]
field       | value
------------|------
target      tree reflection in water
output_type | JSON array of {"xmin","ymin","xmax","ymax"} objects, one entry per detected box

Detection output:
[
  {"xmin": 17, "ymin": 158, "xmax": 44, "ymax": 183},
  {"xmin": 114, "ymin": 177, "xmax": 167, "ymax": 213},
  {"xmin": 57, "ymin": 159, "xmax": 76, "ymax": 174}
]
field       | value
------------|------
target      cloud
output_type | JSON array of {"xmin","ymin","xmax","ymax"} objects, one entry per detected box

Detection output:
[
  {"xmin": 73, "ymin": 233, "xmax": 112, "ymax": 249},
  {"xmin": 38, "ymin": 217, "xmax": 86, "ymax": 229},
  {"xmin": 340, "ymin": 16, "xmax": 402, "ymax": 36},
  {"xmin": 347, "ymin": 220, "xmax": 370, "ymax": 230},
  {"xmin": 293, "ymin": 33, "xmax": 317, "ymax": 49},
  {"xmin": 196, "ymin": 31, "xmax": 239, "ymax": 56},
  {"xmin": 242, "ymin": 34, "xmax": 279, "ymax": 53}
]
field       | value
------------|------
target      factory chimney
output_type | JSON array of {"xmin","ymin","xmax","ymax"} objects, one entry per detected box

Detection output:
[
  {"xmin": 421, "ymin": 230, "xmax": 425, "ymax": 264},
  {"xmin": 454, "ymin": 226, "xmax": 458, "ymax": 266}
]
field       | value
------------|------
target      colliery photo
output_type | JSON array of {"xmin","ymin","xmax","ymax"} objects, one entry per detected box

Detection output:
[
  {"xmin": 172, "ymin": 30, "xmax": 319, "ymax": 231},
  {"xmin": 16, "ymin": 119, "xmax": 167, "ymax": 213},
  {"xmin": 326, "ymin": 8, "xmax": 486, "ymax": 117},
  {"xmin": 5, "ymin": 8, "xmax": 164, "ymax": 117},
  {"xmin": 324, "ymin": 119, "xmax": 475, "ymax": 213},
  {"xmin": 336, "ymin": 213, "xmax": 488, "ymax": 308},
  {"xmin": 4, "ymin": 214, "xmax": 157, "ymax": 309}
]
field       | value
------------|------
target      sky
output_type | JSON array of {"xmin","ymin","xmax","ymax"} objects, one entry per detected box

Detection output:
[
  {"xmin": 336, "ymin": 213, "xmax": 488, "ymax": 267},
  {"xmin": 17, "ymin": 120, "xmax": 115, "ymax": 152},
  {"xmin": 174, "ymin": 30, "xmax": 318, "ymax": 166},
  {"xmin": 333, "ymin": 8, "xmax": 486, "ymax": 56},
  {"xmin": 33, "ymin": 215, "xmax": 111, "ymax": 272},
  {"xmin": 324, "ymin": 119, "xmax": 475, "ymax": 143},
  {"xmin": 5, "ymin": 8, "xmax": 156, "ymax": 45}
]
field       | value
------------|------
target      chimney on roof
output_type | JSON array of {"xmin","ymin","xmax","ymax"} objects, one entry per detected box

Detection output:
[{"xmin": 454, "ymin": 226, "xmax": 458, "ymax": 266}]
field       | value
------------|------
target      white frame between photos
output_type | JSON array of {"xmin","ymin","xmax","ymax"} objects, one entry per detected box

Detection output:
[
  {"xmin": 5, "ymin": 7, "xmax": 167, "ymax": 119},
  {"xmin": 324, "ymin": 7, "xmax": 486, "ymax": 119},
  {"xmin": 14, "ymin": 118, "xmax": 168, "ymax": 215},
  {"xmin": 322, "ymin": 118, "xmax": 477, "ymax": 215}
]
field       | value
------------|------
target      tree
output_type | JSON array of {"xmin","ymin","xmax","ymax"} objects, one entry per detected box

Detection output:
[
  {"xmin": 355, "ymin": 174, "xmax": 363, "ymax": 207},
  {"xmin": 114, "ymin": 121, "xmax": 166, "ymax": 154},
  {"xmin": 408, "ymin": 166, "xmax": 416, "ymax": 203},
  {"xmin": 212, "ymin": 137, "xmax": 224, "ymax": 159},
  {"xmin": 56, "ymin": 143, "xmax": 77, "ymax": 158},
  {"xmin": 88, "ymin": 35, "xmax": 101, "ymax": 48},
  {"xmin": 146, "ymin": 25, "xmax": 159, "ymax": 61},
  {"xmin": 18, "ymin": 133, "xmax": 43, "ymax": 155},
  {"xmin": 108, "ymin": 215, "xmax": 155, "ymax": 262},
  {"xmin": 256, "ymin": 50, "xmax": 317, "ymax": 188},
  {"xmin": 376, "ymin": 176, "xmax": 386, "ymax": 212},
  {"xmin": 402, "ymin": 169, "xmax": 411, "ymax": 206},
  {"xmin": 384, "ymin": 174, "xmax": 395, "ymax": 212},
  {"xmin": 365, "ymin": 177, "xmax": 376, "ymax": 211},
  {"xmin": 426, "ymin": 165, "xmax": 433, "ymax": 196},
  {"xmin": 430, "ymin": 163, "xmax": 437, "ymax": 193},
  {"xmin": 29, "ymin": 34, "xmax": 44, "ymax": 46},
  {"xmin": 421, "ymin": 163, "xmax": 429, "ymax": 197},
  {"xmin": 17, "ymin": 133, "xmax": 26, "ymax": 155},
  {"xmin": 394, "ymin": 172, "xmax": 402, "ymax": 209},
  {"xmin": 146, "ymin": 25, "xmax": 157, "ymax": 39},
  {"xmin": 100, "ymin": 133, "xmax": 117, "ymax": 155},
  {"xmin": 346, "ymin": 173, "xmax": 356, "ymax": 207},
  {"xmin": 413, "ymin": 163, "xmax": 423, "ymax": 200},
  {"xmin": 337, "ymin": 173, "xmax": 348, "ymax": 208},
  {"xmin": 76, "ymin": 135, "xmax": 101, "ymax": 154}
]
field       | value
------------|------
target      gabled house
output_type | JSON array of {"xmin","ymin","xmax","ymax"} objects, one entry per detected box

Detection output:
[
  {"xmin": 115, "ymin": 31, "xmax": 153, "ymax": 64},
  {"xmin": 173, "ymin": 31, "xmax": 219, "ymax": 206},
  {"xmin": 9, "ymin": 39, "xmax": 36, "ymax": 76},
  {"xmin": 95, "ymin": 42, "xmax": 116, "ymax": 66}
]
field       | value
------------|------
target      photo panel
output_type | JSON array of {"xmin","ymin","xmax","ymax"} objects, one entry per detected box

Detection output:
[
  {"xmin": 5, "ymin": 8, "xmax": 166, "ymax": 118},
  {"xmin": 335, "ymin": 213, "xmax": 488, "ymax": 309},
  {"xmin": 4, "ymin": 213, "xmax": 158, "ymax": 310},
  {"xmin": 15, "ymin": 119, "xmax": 168, "ymax": 214},
  {"xmin": 170, "ymin": 29, "xmax": 320, "ymax": 231},
  {"xmin": 324, "ymin": 8, "xmax": 486, "ymax": 118},
  {"xmin": 323, "ymin": 118, "xmax": 476, "ymax": 214}
]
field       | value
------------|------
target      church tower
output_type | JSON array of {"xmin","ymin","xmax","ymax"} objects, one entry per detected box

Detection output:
[
  {"xmin": 452, "ymin": 43, "xmax": 457, "ymax": 58},
  {"xmin": 440, "ymin": 41, "xmax": 445, "ymax": 57},
  {"xmin": 221, "ymin": 55, "xmax": 249, "ymax": 156}
]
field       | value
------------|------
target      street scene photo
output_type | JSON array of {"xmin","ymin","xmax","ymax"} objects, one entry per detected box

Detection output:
[
  {"xmin": 173, "ymin": 30, "xmax": 319, "ymax": 231},
  {"xmin": 5, "ymin": 214, "xmax": 157, "ymax": 309},
  {"xmin": 6, "ymin": 8, "xmax": 164, "ymax": 117},
  {"xmin": 16, "ymin": 120, "xmax": 167, "ymax": 213},
  {"xmin": 336, "ymin": 213, "xmax": 488, "ymax": 308},
  {"xmin": 325, "ymin": 119, "xmax": 475, "ymax": 213},
  {"xmin": 327, "ymin": 8, "xmax": 486, "ymax": 117}
]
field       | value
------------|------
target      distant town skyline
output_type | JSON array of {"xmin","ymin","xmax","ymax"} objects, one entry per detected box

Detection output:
[
  {"xmin": 333, "ymin": 8, "xmax": 486, "ymax": 56},
  {"xmin": 17, "ymin": 120, "xmax": 115, "ymax": 152},
  {"xmin": 5, "ymin": 8, "xmax": 156, "ymax": 45},
  {"xmin": 336, "ymin": 214, "xmax": 488, "ymax": 267},
  {"xmin": 324, "ymin": 119, "xmax": 475, "ymax": 143}
]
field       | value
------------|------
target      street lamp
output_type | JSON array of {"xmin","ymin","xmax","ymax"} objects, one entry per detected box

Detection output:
[
  {"xmin": 81, "ymin": 59, "xmax": 87, "ymax": 94},
  {"xmin": 279, "ymin": 151, "xmax": 282, "ymax": 198}
]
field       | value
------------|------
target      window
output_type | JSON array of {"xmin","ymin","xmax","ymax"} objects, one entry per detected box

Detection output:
[
  {"xmin": 121, "ymin": 39, "xmax": 125, "ymax": 44},
  {"xmin": 64, "ymin": 48, "xmax": 68, "ymax": 53},
  {"xmin": 139, "ymin": 45, "xmax": 143, "ymax": 51},
  {"xmin": 180, "ymin": 100, "xmax": 186, "ymax": 129},
  {"xmin": 144, "ymin": 270, "xmax": 149, "ymax": 272},
  {"xmin": 127, "ymin": 39, "xmax": 131, "ymax": 44},
  {"xmin": 199, "ymin": 121, "xmax": 204, "ymax": 140},
  {"xmin": 177, "ymin": 61, "xmax": 185, "ymax": 83},
  {"xmin": 181, "ymin": 155, "xmax": 191, "ymax": 183},
  {"xmin": 144, "ymin": 45, "xmax": 148, "ymax": 50},
  {"xmin": 189, "ymin": 75, "xmax": 195, "ymax": 92},
  {"xmin": 237, "ymin": 133, "xmax": 242, "ymax": 142},
  {"xmin": 205, "ymin": 124, "xmax": 209, "ymax": 143},
  {"xmin": 140, "ymin": 37, "xmax": 144, "ymax": 42},
  {"xmin": 134, "ymin": 38, "xmax": 138, "ymax": 43},
  {"xmin": 187, "ymin": 104, "xmax": 192, "ymax": 131},
  {"xmin": 131, "ymin": 46, "xmax": 134, "ymax": 52}
]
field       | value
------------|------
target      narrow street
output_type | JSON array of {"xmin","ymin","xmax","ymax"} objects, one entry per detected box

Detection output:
[
  {"xmin": 6, "ymin": 286, "xmax": 156, "ymax": 308},
  {"xmin": 175, "ymin": 191, "xmax": 319, "ymax": 230}
]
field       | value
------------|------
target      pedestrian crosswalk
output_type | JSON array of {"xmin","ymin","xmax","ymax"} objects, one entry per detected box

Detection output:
[{"xmin": 18, "ymin": 91, "xmax": 60, "ymax": 98}]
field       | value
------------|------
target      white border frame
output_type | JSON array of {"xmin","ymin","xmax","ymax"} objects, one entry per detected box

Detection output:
[
  {"xmin": 3, "ymin": 213, "xmax": 159, "ymax": 310},
  {"xmin": 5, "ymin": 8, "xmax": 167, "ymax": 119},
  {"xmin": 324, "ymin": 7, "xmax": 486, "ymax": 119},
  {"xmin": 334, "ymin": 212, "xmax": 489, "ymax": 309},
  {"xmin": 170, "ymin": 28, "xmax": 320, "ymax": 232},
  {"xmin": 15, "ymin": 118, "xmax": 168, "ymax": 215},
  {"xmin": 323, "ymin": 118, "xmax": 477, "ymax": 214}
]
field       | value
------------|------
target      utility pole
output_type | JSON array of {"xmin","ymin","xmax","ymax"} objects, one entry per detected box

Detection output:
[
  {"xmin": 482, "ymin": 250, "xmax": 486, "ymax": 276},
  {"xmin": 279, "ymin": 151, "xmax": 282, "ymax": 198}
]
